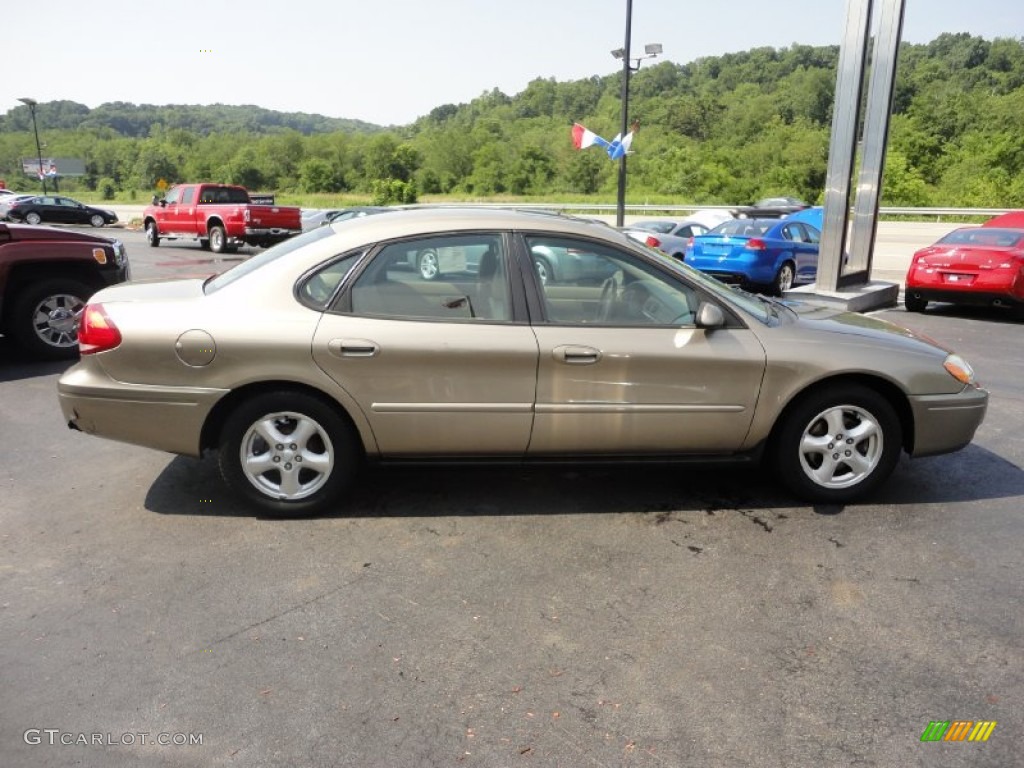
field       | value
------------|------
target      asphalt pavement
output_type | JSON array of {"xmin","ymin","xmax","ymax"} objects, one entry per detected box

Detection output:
[{"xmin": 0, "ymin": 226, "xmax": 1021, "ymax": 767}]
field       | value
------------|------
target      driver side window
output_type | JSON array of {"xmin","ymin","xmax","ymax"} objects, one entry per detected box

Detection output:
[{"xmin": 526, "ymin": 236, "xmax": 699, "ymax": 326}]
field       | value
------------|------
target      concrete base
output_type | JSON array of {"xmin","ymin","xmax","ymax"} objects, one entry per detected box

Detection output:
[{"xmin": 783, "ymin": 281, "xmax": 899, "ymax": 313}]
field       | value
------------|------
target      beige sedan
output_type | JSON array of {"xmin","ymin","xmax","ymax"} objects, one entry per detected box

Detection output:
[{"xmin": 58, "ymin": 208, "xmax": 988, "ymax": 516}]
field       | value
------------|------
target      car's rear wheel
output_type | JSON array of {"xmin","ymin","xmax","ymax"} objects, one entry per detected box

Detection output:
[
  {"xmin": 209, "ymin": 225, "xmax": 227, "ymax": 254},
  {"xmin": 772, "ymin": 261, "xmax": 795, "ymax": 295},
  {"xmin": 418, "ymin": 249, "xmax": 440, "ymax": 280},
  {"xmin": 533, "ymin": 255, "xmax": 554, "ymax": 285},
  {"xmin": 774, "ymin": 384, "xmax": 902, "ymax": 504},
  {"xmin": 25, "ymin": 212, "xmax": 42, "ymax": 225},
  {"xmin": 904, "ymin": 292, "xmax": 928, "ymax": 312},
  {"xmin": 9, "ymin": 278, "xmax": 91, "ymax": 360},
  {"xmin": 146, "ymin": 221, "xmax": 160, "ymax": 247},
  {"xmin": 89, "ymin": 214, "xmax": 105, "ymax": 228},
  {"xmin": 218, "ymin": 391, "xmax": 360, "ymax": 517}
]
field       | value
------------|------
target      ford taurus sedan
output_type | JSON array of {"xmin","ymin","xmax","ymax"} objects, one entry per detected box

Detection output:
[{"xmin": 57, "ymin": 208, "xmax": 987, "ymax": 516}]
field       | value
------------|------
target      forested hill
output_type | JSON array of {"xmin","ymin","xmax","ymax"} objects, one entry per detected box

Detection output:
[
  {"xmin": 0, "ymin": 102, "xmax": 383, "ymax": 136},
  {"xmin": 1, "ymin": 33, "xmax": 1021, "ymax": 208}
]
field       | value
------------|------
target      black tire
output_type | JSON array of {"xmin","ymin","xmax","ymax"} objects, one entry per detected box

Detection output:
[
  {"xmin": 25, "ymin": 212, "xmax": 42, "ymax": 225},
  {"xmin": 146, "ymin": 221, "xmax": 160, "ymax": 247},
  {"xmin": 773, "ymin": 384, "xmax": 902, "ymax": 504},
  {"xmin": 209, "ymin": 225, "xmax": 227, "ymax": 254},
  {"xmin": 904, "ymin": 292, "xmax": 928, "ymax": 312},
  {"xmin": 89, "ymin": 214, "xmax": 105, "ymax": 228},
  {"xmin": 218, "ymin": 391, "xmax": 361, "ymax": 517},
  {"xmin": 772, "ymin": 261, "xmax": 796, "ymax": 296},
  {"xmin": 9, "ymin": 277, "xmax": 92, "ymax": 360}
]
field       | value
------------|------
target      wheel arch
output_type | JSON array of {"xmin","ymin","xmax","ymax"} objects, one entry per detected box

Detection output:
[
  {"xmin": 767, "ymin": 373, "xmax": 915, "ymax": 455},
  {"xmin": 204, "ymin": 216, "xmax": 226, "ymax": 235},
  {"xmin": 199, "ymin": 380, "xmax": 373, "ymax": 456}
]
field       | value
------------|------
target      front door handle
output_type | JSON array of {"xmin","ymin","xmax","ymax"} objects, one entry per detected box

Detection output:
[
  {"xmin": 553, "ymin": 345, "xmax": 601, "ymax": 365},
  {"xmin": 328, "ymin": 338, "xmax": 380, "ymax": 358}
]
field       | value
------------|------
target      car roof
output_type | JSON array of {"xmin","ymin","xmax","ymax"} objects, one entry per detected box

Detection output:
[
  {"xmin": 983, "ymin": 211, "xmax": 1024, "ymax": 229},
  {"xmin": 327, "ymin": 206, "xmax": 625, "ymax": 242}
]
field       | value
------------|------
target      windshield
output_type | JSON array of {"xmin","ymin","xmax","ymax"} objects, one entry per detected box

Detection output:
[
  {"xmin": 939, "ymin": 228, "xmax": 1023, "ymax": 247},
  {"xmin": 711, "ymin": 219, "xmax": 772, "ymax": 237},
  {"xmin": 204, "ymin": 227, "xmax": 333, "ymax": 293},
  {"xmin": 636, "ymin": 243, "xmax": 772, "ymax": 323},
  {"xmin": 631, "ymin": 221, "xmax": 675, "ymax": 234}
]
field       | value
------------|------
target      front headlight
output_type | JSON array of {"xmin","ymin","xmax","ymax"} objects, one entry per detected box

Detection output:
[
  {"xmin": 943, "ymin": 354, "xmax": 977, "ymax": 387},
  {"xmin": 111, "ymin": 240, "xmax": 126, "ymax": 267}
]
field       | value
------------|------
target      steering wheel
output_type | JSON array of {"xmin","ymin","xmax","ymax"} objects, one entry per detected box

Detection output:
[{"xmin": 599, "ymin": 277, "xmax": 618, "ymax": 321}]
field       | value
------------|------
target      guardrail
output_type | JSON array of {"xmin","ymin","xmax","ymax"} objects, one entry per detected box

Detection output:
[{"xmin": 410, "ymin": 202, "xmax": 1015, "ymax": 221}]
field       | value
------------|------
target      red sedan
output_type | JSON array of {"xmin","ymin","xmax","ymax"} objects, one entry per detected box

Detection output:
[{"xmin": 904, "ymin": 212, "xmax": 1024, "ymax": 315}]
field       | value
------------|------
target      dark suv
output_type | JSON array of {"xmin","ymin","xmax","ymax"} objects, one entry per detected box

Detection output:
[{"xmin": 0, "ymin": 223, "xmax": 130, "ymax": 359}]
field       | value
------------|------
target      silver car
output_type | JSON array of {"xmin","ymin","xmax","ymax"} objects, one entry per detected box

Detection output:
[{"xmin": 58, "ymin": 208, "xmax": 987, "ymax": 516}]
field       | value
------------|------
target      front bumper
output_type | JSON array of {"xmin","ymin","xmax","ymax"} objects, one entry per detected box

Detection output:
[
  {"xmin": 908, "ymin": 386, "xmax": 989, "ymax": 457},
  {"xmin": 58, "ymin": 362, "xmax": 227, "ymax": 457}
]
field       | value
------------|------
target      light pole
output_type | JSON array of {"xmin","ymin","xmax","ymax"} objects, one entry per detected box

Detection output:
[
  {"xmin": 611, "ymin": 2, "xmax": 660, "ymax": 227},
  {"xmin": 18, "ymin": 97, "xmax": 47, "ymax": 195}
]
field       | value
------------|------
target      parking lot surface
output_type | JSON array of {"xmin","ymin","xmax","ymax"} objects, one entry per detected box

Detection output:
[{"xmin": 1, "ymin": 228, "xmax": 1021, "ymax": 767}]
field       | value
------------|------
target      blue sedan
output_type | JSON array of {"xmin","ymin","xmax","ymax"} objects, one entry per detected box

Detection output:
[{"xmin": 683, "ymin": 218, "xmax": 820, "ymax": 294}]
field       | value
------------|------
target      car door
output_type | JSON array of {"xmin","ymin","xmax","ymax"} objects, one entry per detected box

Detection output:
[
  {"xmin": 521, "ymin": 234, "xmax": 767, "ymax": 455},
  {"xmin": 311, "ymin": 232, "xmax": 539, "ymax": 456},
  {"xmin": 34, "ymin": 196, "xmax": 60, "ymax": 223},
  {"xmin": 796, "ymin": 222, "xmax": 820, "ymax": 282}
]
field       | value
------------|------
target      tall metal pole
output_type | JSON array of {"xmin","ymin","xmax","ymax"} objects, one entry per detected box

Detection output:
[
  {"xmin": 19, "ymin": 98, "xmax": 47, "ymax": 195},
  {"xmin": 615, "ymin": 0, "xmax": 633, "ymax": 228}
]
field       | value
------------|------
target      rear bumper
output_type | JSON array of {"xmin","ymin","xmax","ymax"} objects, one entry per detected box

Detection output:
[
  {"xmin": 908, "ymin": 386, "xmax": 988, "ymax": 457},
  {"xmin": 243, "ymin": 227, "xmax": 301, "ymax": 239},
  {"xmin": 904, "ymin": 286, "xmax": 1022, "ymax": 308},
  {"xmin": 58, "ymin": 362, "xmax": 227, "ymax": 457}
]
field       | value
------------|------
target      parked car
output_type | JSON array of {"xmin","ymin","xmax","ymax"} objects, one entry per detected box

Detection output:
[
  {"xmin": 144, "ymin": 183, "xmax": 301, "ymax": 252},
  {"xmin": 623, "ymin": 219, "xmax": 712, "ymax": 260},
  {"xmin": 4, "ymin": 195, "xmax": 118, "ymax": 228},
  {"xmin": 0, "ymin": 222, "xmax": 130, "ymax": 359},
  {"xmin": 904, "ymin": 211, "xmax": 1024, "ymax": 314},
  {"xmin": 301, "ymin": 207, "xmax": 389, "ymax": 232},
  {"xmin": 685, "ymin": 217, "xmax": 821, "ymax": 294},
  {"xmin": 0, "ymin": 194, "xmax": 37, "ymax": 220},
  {"xmin": 57, "ymin": 208, "xmax": 986, "ymax": 515},
  {"xmin": 733, "ymin": 197, "xmax": 811, "ymax": 219}
]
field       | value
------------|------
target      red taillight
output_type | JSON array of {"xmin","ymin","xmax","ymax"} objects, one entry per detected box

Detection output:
[
  {"xmin": 645, "ymin": 236, "xmax": 661, "ymax": 248},
  {"xmin": 686, "ymin": 237, "xmax": 694, "ymax": 248},
  {"xmin": 747, "ymin": 238, "xmax": 767, "ymax": 250},
  {"xmin": 78, "ymin": 304, "xmax": 122, "ymax": 354}
]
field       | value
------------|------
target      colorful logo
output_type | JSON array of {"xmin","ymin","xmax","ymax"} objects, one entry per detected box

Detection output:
[{"xmin": 920, "ymin": 721, "xmax": 997, "ymax": 742}]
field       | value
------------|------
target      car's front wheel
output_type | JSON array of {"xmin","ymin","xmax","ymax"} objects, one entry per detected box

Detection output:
[
  {"xmin": 89, "ymin": 214, "xmax": 105, "ymax": 228},
  {"xmin": 9, "ymin": 278, "xmax": 91, "ymax": 360},
  {"xmin": 774, "ymin": 384, "xmax": 902, "ymax": 504},
  {"xmin": 218, "ymin": 391, "xmax": 360, "ymax": 516},
  {"xmin": 146, "ymin": 221, "xmax": 160, "ymax": 247}
]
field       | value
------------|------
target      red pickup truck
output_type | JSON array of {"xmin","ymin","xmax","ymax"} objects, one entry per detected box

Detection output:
[{"xmin": 143, "ymin": 183, "xmax": 301, "ymax": 253}]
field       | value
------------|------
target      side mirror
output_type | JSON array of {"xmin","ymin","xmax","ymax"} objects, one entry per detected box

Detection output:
[{"xmin": 695, "ymin": 302, "xmax": 726, "ymax": 329}]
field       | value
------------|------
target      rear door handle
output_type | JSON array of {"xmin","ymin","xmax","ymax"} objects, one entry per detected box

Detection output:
[
  {"xmin": 328, "ymin": 338, "xmax": 380, "ymax": 358},
  {"xmin": 553, "ymin": 345, "xmax": 601, "ymax": 365}
]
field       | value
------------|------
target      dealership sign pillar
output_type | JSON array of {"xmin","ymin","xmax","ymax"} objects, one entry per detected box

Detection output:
[{"xmin": 787, "ymin": 0, "xmax": 905, "ymax": 311}]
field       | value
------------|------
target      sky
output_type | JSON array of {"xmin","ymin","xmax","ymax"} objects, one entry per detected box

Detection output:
[{"xmin": 2, "ymin": 0, "xmax": 1021, "ymax": 127}]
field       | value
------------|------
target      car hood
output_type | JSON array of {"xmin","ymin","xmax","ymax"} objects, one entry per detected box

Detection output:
[{"xmin": 780, "ymin": 300, "xmax": 951, "ymax": 354}]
